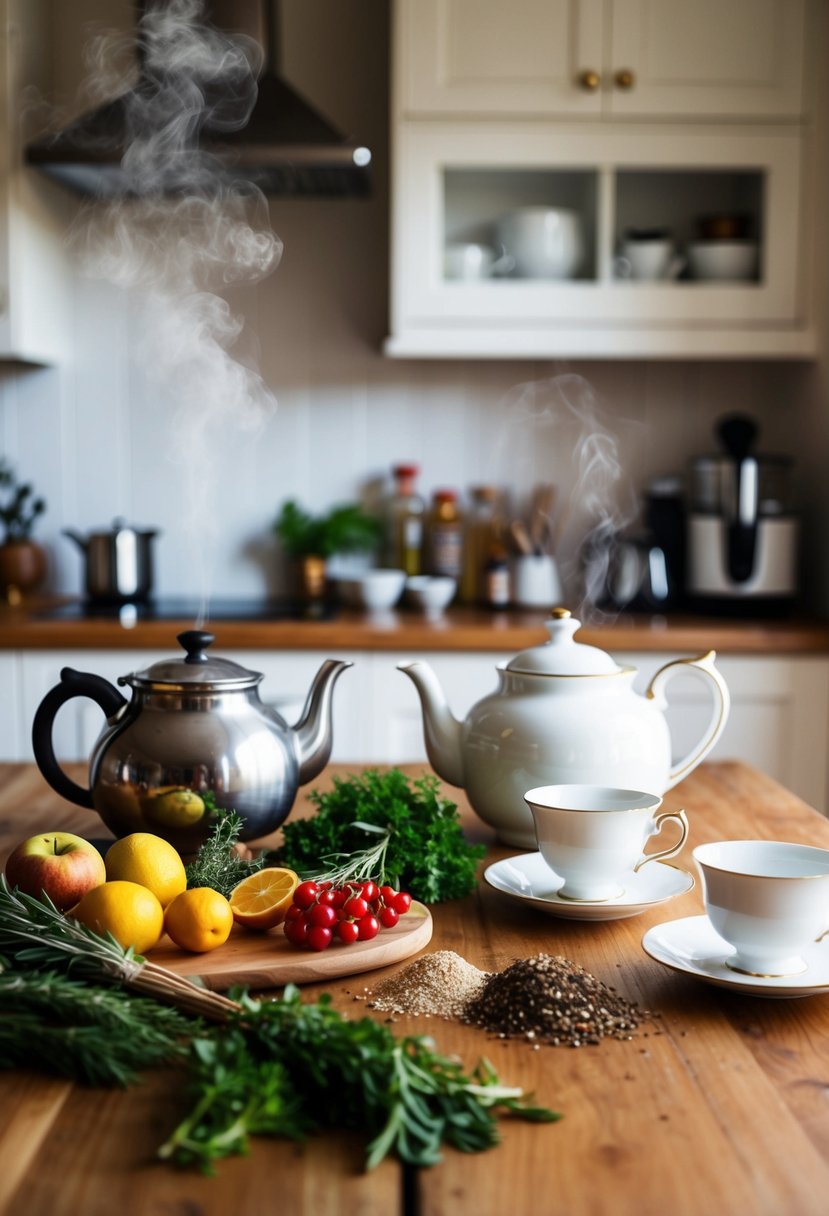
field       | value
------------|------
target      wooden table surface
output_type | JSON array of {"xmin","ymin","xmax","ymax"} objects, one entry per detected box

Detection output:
[{"xmin": 2, "ymin": 760, "xmax": 829, "ymax": 1216}]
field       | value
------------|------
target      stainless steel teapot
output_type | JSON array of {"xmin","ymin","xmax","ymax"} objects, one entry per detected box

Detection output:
[{"xmin": 31, "ymin": 630, "xmax": 351, "ymax": 849}]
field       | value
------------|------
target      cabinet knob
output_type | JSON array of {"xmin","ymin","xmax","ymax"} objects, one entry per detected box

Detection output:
[
  {"xmin": 578, "ymin": 69, "xmax": 600, "ymax": 92},
  {"xmin": 614, "ymin": 68, "xmax": 635, "ymax": 90}
]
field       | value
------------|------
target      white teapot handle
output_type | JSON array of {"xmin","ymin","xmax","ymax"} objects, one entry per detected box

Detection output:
[{"xmin": 645, "ymin": 651, "xmax": 731, "ymax": 790}]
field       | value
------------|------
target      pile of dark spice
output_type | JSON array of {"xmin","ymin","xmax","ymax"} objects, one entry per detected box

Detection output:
[{"xmin": 462, "ymin": 953, "xmax": 651, "ymax": 1048}]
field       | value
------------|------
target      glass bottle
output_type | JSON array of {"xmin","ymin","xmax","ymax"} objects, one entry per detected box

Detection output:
[
  {"xmin": 483, "ymin": 525, "xmax": 511, "ymax": 609},
  {"xmin": 426, "ymin": 490, "xmax": 464, "ymax": 579},
  {"xmin": 386, "ymin": 463, "xmax": 425, "ymax": 575},
  {"xmin": 460, "ymin": 485, "xmax": 501, "ymax": 604}
]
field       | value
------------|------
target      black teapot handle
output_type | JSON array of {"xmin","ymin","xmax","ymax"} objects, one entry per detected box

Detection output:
[{"xmin": 31, "ymin": 668, "xmax": 128, "ymax": 810}]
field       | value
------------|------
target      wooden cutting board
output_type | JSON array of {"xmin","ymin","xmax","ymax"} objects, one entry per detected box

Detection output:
[{"xmin": 148, "ymin": 900, "xmax": 433, "ymax": 990}]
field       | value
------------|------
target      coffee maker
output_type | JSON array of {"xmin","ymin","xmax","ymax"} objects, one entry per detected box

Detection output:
[{"xmin": 686, "ymin": 414, "xmax": 798, "ymax": 614}]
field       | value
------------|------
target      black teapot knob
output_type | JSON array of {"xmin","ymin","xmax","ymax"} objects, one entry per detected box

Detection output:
[{"xmin": 177, "ymin": 630, "xmax": 215, "ymax": 664}]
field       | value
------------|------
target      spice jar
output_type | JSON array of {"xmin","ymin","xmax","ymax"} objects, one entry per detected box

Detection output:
[{"xmin": 426, "ymin": 490, "xmax": 464, "ymax": 579}]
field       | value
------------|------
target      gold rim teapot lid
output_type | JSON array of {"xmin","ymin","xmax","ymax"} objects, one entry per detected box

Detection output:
[{"xmin": 506, "ymin": 609, "xmax": 622, "ymax": 676}]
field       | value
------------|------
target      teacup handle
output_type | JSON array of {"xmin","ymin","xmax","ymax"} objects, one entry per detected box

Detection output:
[{"xmin": 633, "ymin": 808, "xmax": 689, "ymax": 872}]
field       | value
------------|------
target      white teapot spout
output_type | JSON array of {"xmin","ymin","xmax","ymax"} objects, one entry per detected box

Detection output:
[{"xmin": 397, "ymin": 660, "xmax": 465, "ymax": 788}]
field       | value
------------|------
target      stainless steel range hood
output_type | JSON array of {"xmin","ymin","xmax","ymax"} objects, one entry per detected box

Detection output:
[{"xmin": 26, "ymin": 0, "xmax": 372, "ymax": 198}]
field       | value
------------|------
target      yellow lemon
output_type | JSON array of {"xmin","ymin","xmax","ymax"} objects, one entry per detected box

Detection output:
[
  {"xmin": 229, "ymin": 867, "xmax": 299, "ymax": 931},
  {"xmin": 164, "ymin": 887, "xmax": 234, "ymax": 954},
  {"xmin": 143, "ymin": 786, "xmax": 206, "ymax": 829},
  {"xmin": 104, "ymin": 832, "xmax": 187, "ymax": 909},
  {"xmin": 72, "ymin": 880, "xmax": 164, "ymax": 954}
]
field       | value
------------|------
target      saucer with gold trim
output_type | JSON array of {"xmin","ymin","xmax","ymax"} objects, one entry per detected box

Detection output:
[
  {"xmin": 483, "ymin": 852, "xmax": 693, "ymax": 921},
  {"xmin": 642, "ymin": 914, "xmax": 829, "ymax": 998}
]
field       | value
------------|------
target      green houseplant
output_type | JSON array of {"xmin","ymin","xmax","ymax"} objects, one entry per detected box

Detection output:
[
  {"xmin": 0, "ymin": 460, "xmax": 47, "ymax": 604},
  {"xmin": 274, "ymin": 500, "xmax": 383, "ymax": 606}
]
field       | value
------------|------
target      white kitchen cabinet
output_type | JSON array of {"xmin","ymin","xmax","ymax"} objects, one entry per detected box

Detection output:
[
  {"xmin": 387, "ymin": 124, "xmax": 808, "ymax": 359},
  {"xmin": 10, "ymin": 648, "xmax": 829, "ymax": 816},
  {"xmin": 0, "ymin": 0, "xmax": 72, "ymax": 364},
  {"xmin": 388, "ymin": 0, "xmax": 814, "ymax": 359},
  {"xmin": 402, "ymin": 0, "xmax": 806, "ymax": 122}
]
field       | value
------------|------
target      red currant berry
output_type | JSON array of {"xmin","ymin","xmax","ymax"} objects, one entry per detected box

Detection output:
[
  {"xmin": 344, "ymin": 895, "xmax": 369, "ymax": 920},
  {"xmin": 379, "ymin": 885, "xmax": 396, "ymax": 905},
  {"xmin": 317, "ymin": 888, "xmax": 338, "ymax": 907},
  {"xmin": 329, "ymin": 888, "xmax": 347, "ymax": 909},
  {"xmin": 307, "ymin": 925, "xmax": 333, "ymax": 951},
  {"xmin": 284, "ymin": 917, "xmax": 309, "ymax": 946},
  {"xmin": 293, "ymin": 881, "xmax": 319, "ymax": 910},
  {"xmin": 391, "ymin": 891, "xmax": 412, "ymax": 915},
  {"xmin": 308, "ymin": 903, "xmax": 337, "ymax": 928},
  {"xmin": 361, "ymin": 881, "xmax": 379, "ymax": 903},
  {"xmin": 285, "ymin": 904, "xmax": 304, "ymax": 923},
  {"xmin": 357, "ymin": 914, "xmax": 380, "ymax": 941},
  {"xmin": 337, "ymin": 919, "xmax": 360, "ymax": 945},
  {"xmin": 379, "ymin": 906, "xmax": 399, "ymax": 929}
]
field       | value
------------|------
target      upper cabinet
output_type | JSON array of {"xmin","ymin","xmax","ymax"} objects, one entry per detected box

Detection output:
[
  {"xmin": 387, "ymin": 0, "xmax": 814, "ymax": 360},
  {"xmin": 0, "ymin": 0, "xmax": 72, "ymax": 364},
  {"xmin": 402, "ymin": 0, "xmax": 806, "ymax": 121}
]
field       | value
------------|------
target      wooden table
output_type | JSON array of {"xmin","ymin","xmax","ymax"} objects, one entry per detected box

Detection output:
[{"xmin": 2, "ymin": 760, "xmax": 829, "ymax": 1216}]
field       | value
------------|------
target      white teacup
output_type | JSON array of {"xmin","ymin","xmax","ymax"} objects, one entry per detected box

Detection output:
[
  {"xmin": 524, "ymin": 785, "xmax": 689, "ymax": 902},
  {"xmin": 444, "ymin": 242, "xmax": 514, "ymax": 281},
  {"xmin": 693, "ymin": 840, "xmax": 829, "ymax": 977},
  {"xmin": 615, "ymin": 240, "xmax": 685, "ymax": 282},
  {"xmin": 510, "ymin": 554, "xmax": 563, "ymax": 609}
]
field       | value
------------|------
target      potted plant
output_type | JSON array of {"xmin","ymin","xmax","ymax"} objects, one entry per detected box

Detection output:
[
  {"xmin": 0, "ymin": 460, "xmax": 47, "ymax": 604},
  {"xmin": 274, "ymin": 500, "xmax": 382, "ymax": 603}
]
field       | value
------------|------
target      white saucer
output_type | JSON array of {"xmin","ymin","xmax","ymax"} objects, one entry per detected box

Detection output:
[
  {"xmin": 642, "ymin": 915, "xmax": 829, "ymax": 998},
  {"xmin": 483, "ymin": 852, "xmax": 694, "ymax": 921}
]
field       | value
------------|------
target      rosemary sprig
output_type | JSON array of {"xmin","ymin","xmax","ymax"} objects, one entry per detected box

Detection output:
[
  {"xmin": 0, "ymin": 960, "xmax": 193, "ymax": 1086},
  {"xmin": 184, "ymin": 808, "xmax": 265, "ymax": 898},
  {"xmin": 304, "ymin": 823, "xmax": 391, "ymax": 886},
  {"xmin": 0, "ymin": 876, "xmax": 238, "ymax": 1022}
]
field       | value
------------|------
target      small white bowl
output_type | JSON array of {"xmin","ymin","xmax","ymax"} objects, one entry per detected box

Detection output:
[
  {"xmin": 688, "ymin": 241, "xmax": 758, "ymax": 282},
  {"xmin": 338, "ymin": 568, "xmax": 406, "ymax": 612},
  {"xmin": 405, "ymin": 575, "xmax": 457, "ymax": 617}
]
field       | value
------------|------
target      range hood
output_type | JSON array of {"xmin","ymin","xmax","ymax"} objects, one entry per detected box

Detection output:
[{"xmin": 25, "ymin": 0, "xmax": 372, "ymax": 198}]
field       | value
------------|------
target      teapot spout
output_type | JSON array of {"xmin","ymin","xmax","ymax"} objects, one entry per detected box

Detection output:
[
  {"xmin": 292, "ymin": 659, "xmax": 353, "ymax": 785},
  {"xmin": 397, "ymin": 660, "xmax": 465, "ymax": 788}
]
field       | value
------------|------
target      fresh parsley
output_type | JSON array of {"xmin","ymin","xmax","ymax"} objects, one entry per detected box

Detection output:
[{"xmin": 269, "ymin": 769, "xmax": 485, "ymax": 903}]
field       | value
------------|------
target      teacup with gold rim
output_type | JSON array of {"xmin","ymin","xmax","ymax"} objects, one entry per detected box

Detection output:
[{"xmin": 693, "ymin": 840, "xmax": 829, "ymax": 977}]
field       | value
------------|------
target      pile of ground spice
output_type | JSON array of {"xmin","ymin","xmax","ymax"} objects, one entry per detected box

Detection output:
[
  {"xmin": 462, "ymin": 953, "xmax": 649, "ymax": 1048},
  {"xmin": 366, "ymin": 949, "xmax": 490, "ymax": 1018}
]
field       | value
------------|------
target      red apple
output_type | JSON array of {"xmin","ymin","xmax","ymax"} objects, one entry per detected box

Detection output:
[{"xmin": 4, "ymin": 832, "xmax": 106, "ymax": 911}]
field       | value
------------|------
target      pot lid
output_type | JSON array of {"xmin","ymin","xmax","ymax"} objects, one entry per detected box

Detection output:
[
  {"xmin": 506, "ymin": 609, "xmax": 622, "ymax": 675},
  {"xmin": 125, "ymin": 630, "xmax": 261, "ymax": 688}
]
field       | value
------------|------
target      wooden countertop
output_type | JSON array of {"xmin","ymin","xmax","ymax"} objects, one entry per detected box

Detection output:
[
  {"xmin": 2, "ymin": 599, "xmax": 829, "ymax": 653},
  {"xmin": 3, "ymin": 760, "xmax": 829, "ymax": 1215}
]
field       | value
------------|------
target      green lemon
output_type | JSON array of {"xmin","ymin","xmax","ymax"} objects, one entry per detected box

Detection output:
[{"xmin": 144, "ymin": 787, "xmax": 206, "ymax": 829}]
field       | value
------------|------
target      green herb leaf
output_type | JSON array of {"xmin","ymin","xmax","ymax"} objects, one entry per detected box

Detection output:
[
  {"xmin": 184, "ymin": 805, "xmax": 265, "ymax": 898},
  {"xmin": 269, "ymin": 769, "xmax": 485, "ymax": 903}
]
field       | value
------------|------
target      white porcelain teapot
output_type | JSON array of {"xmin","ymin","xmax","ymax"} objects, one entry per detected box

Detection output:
[{"xmin": 398, "ymin": 608, "xmax": 730, "ymax": 847}]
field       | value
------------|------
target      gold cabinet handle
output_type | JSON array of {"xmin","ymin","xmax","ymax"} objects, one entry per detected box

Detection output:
[
  {"xmin": 614, "ymin": 68, "xmax": 635, "ymax": 90},
  {"xmin": 578, "ymin": 69, "xmax": 600, "ymax": 91}
]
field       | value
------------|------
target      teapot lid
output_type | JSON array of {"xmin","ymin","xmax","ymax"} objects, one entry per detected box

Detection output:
[
  {"xmin": 506, "ymin": 609, "xmax": 622, "ymax": 675},
  {"xmin": 127, "ymin": 630, "xmax": 260, "ymax": 689}
]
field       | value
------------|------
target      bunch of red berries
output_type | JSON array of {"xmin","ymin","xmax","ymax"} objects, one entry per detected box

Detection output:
[{"xmin": 283, "ymin": 879, "xmax": 413, "ymax": 952}]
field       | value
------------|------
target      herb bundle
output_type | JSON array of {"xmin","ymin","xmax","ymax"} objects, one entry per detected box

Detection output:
[
  {"xmin": 0, "ymin": 961, "xmax": 193, "ymax": 1086},
  {"xmin": 184, "ymin": 807, "xmax": 264, "ymax": 898},
  {"xmin": 0, "ymin": 876, "xmax": 238, "ymax": 1021},
  {"xmin": 270, "ymin": 769, "xmax": 485, "ymax": 903},
  {"xmin": 160, "ymin": 985, "xmax": 559, "ymax": 1174}
]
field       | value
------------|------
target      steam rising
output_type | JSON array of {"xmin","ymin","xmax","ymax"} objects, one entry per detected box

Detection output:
[
  {"xmin": 495, "ymin": 373, "xmax": 640, "ymax": 620},
  {"xmin": 69, "ymin": 0, "xmax": 282, "ymax": 617}
]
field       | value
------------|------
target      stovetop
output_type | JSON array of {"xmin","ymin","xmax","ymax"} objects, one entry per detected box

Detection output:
[{"xmin": 34, "ymin": 597, "xmax": 336, "ymax": 623}]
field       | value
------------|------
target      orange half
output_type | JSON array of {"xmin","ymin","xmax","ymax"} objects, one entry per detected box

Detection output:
[{"xmin": 229, "ymin": 867, "xmax": 300, "ymax": 930}]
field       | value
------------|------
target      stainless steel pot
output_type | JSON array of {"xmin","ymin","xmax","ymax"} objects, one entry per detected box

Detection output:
[{"xmin": 63, "ymin": 519, "xmax": 158, "ymax": 602}]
